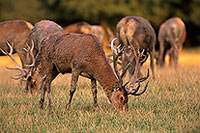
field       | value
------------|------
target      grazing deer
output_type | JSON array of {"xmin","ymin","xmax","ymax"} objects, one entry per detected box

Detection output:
[
  {"xmin": 0, "ymin": 20, "xmax": 33, "ymax": 67},
  {"xmin": 157, "ymin": 17, "xmax": 186, "ymax": 68},
  {"xmin": 112, "ymin": 16, "xmax": 156, "ymax": 79},
  {"xmin": 1, "ymin": 32, "xmax": 149, "ymax": 111}
]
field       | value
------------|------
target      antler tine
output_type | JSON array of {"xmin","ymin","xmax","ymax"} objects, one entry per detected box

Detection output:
[
  {"xmin": 111, "ymin": 38, "xmax": 125, "ymax": 84},
  {"xmin": 0, "ymin": 42, "xmax": 26, "ymax": 80},
  {"xmin": 24, "ymin": 40, "xmax": 35, "ymax": 68},
  {"xmin": 129, "ymin": 82, "xmax": 140, "ymax": 95},
  {"xmin": 130, "ymin": 81, "xmax": 149, "ymax": 96},
  {"xmin": 127, "ymin": 69, "xmax": 150, "ymax": 96},
  {"xmin": 11, "ymin": 76, "xmax": 23, "ymax": 80},
  {"xmin": 111, "ymin": 38, "xmax": 118, "ymax": 55},
  {"xmin": 29, "ymin": 40, "xmax": 35, "ymax": 67},
  {"xmin": 120, "ymin": 57, "xmax": 135, "ymax": 80},
  {"xmin": 1, "ymin": 42, "xmax": 24, "ymax": 72},
  {"xmin": 136, "ymin": 69, "xmax": 149, "ymax": 83}
]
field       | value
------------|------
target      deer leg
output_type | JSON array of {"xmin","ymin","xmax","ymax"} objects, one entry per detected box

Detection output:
[
  {"xmin": 169, "ymin": 50, "xmax": 174, "ymax": 66},
  {"xmin": 159, "ymin": 41, "xmax": 165, "ymax": 67},
  {"xmin": 173, "ymin": 43, "xmax": 179, "ymax": 69},
  {"xmin": 150, "ymin": 49, "xmax": 155, "ymax": 79},
  {"xmin": 38, "ymin": 77, "xmax": 47, "ymax": 109},
  {"xmin": 66, "ymin": 70, "xmax": 79, "ymax": 110},
  {"xmin": 46, "ymin": 83, "xmax": 52, "ymax": 110},
  {"xmin": 91, "ymin": 79, "xmax": 98, "ymax": 111},
  {"xmin": 39, "ymin": 85, "xmax": 47, "ymax": 109},
  {"xmin": 25, "ymin": 81, "xmax": 29, "ymax": 94}
]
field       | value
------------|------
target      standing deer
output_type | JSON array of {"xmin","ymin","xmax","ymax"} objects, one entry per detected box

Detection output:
[
  {"xmin": 0, "ymin": 20, "xmax": 33, "ymax": 67},
  {"xmin": 157, "ymin": 17, "xmax": 186, "ymax": 68},
  {"xmin": 112, "ymin": 16, "xmax": 156, "ymax": 80},
  {"xmin": 1, "ymin": 32, "xmax": 149, "ymax": 111}
]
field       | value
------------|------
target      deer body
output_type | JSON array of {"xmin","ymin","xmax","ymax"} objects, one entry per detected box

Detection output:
[
  {"xmin": 158, "ymin": 17, "xmax": 186, "ymax": 68},
  {"xmin": 2, "ymin": 31, "xmax": 149, "ymax": 111},
  {"xmin": 116, "ymin": 16, "xmax": 156, "ymax": 78},
  {"xmin": 0, "ymin": 20, "xmax": 33, "ymax": 67},
  {"xmin": 30, "ymin": 33, "xmax": 129, "ymax": 111}
]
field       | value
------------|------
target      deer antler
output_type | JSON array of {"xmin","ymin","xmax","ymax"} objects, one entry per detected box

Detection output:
[
  {"xmin": 125, "ymin": 47, "xmax": 150, "ymax": 95},
  {"xmin": 111, "ymin": 38, "xmax": 126, "ymax": 84},
  {"xmin": 0, "ymin": 42, "xmax": 26, "ymax": 80},
  {"xmin": 24, "ymin": 40, "xmax": 35, "ymax": 68}
]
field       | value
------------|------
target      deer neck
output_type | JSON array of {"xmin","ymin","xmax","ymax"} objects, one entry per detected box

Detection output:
[{"xmin": 93, "ymin": 62, "xmax": 120, "ymax": 100}]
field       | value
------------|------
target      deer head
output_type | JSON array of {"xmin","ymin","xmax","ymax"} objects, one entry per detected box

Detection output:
[
  {"xmin": 0, "ymin": 41, "xmax": 46, "ymax": 94},
  {"xmin": 110, "ymin": 38, "xmax": 149, "ymax": 108}
]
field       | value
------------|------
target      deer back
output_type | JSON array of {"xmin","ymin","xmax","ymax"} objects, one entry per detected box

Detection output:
[
  {"xmin": 29, "ymin": 20, "xmax": 64, "ymax": 55},
  {"xmin": 0, "ymin": 20, "xmax": 33, "ymax": 67},
  {"xmin": 117, "ymin": 16, "xmax": 156, "ymax": 50},
  {"xmin": 158, "ymin": 17, "xmax": 186, "ymax": 45}
]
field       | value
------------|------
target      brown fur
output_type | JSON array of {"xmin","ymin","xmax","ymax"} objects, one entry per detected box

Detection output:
[
  {"xmin": 64, "ymin": 22, "xmax": 91, "ymax": 34},
  {"xmin": 90, "ymin": 25, "xmax": 105, "ymax": 45},
  {"xmin": 157, "ymin": 17, "xmax": 186, "ymax": 68},
  {"xmin": 116, "ymin": 16, "xmax": 156, "ymax": 78},
  {"xmin": 28, "ymin": 20, "xmax": 64, "ymax": 56},
  {"xmin": 0, "ymin": 20, "xmax": 33, "ymax": 67},
  {"xmin": 64, "ymin": 22, "xmax": 112, "ymax": 46},
  {"xmin": 27, "ymin": 33, "xmax": 129, "ymax": 111}
]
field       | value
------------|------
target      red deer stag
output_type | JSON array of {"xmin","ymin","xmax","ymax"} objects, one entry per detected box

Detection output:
[
  {"xmin": 1, "ymin": 33, "xmax": 149, "ymax": 111},
  {"xmin": 0, "ymin": 20, "xmax": 33, "ymax": 67},
  {"xmin": 112, "ymin": 16, "xmax": 156, "ymax": 79},
  {"xmin": 157, "ymin": 17, "xmax": 186, "ymax": 68}
]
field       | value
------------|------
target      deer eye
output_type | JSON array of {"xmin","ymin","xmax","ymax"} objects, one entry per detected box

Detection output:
[{"xmin": 120, "ymin": 96, "xmax": 124, "ymax": 101}]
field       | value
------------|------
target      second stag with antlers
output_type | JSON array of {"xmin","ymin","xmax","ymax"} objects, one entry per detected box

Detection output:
[
  {"xmin": 112, "ymin": 16, "xmax": 156, "ymax": 80},
  {"xmin": 1, "ymin": 32, "xmax": 149, "ymax": 111}
]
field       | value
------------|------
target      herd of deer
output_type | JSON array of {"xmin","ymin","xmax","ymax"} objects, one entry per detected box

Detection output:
[{"xmin": 0, "ymin": 16, "xmax": 186, "ymax": 111}]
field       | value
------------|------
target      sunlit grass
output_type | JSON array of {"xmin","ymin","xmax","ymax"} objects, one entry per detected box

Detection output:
[{"xmin": 0, "ymin": 49, "xmax": 200, "ymax": 132}]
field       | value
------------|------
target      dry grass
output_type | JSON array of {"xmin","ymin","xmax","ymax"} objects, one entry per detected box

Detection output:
[{"xmin": 0, "ymin": 48, "xmax": 200, "ymax": 132}]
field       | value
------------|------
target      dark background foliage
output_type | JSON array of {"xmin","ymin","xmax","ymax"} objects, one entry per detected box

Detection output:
[{"xmin": 0, "ymin": 0, "xmax": 199, "ymax": 47}]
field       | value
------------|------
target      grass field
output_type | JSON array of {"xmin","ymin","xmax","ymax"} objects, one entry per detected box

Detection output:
[{"xmin": 0, "ymin": 48, "xmax": 200, "ymax": 132}]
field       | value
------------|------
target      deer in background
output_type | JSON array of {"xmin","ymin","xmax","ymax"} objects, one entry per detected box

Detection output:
[
  {"xmin": 64, "ymin": 22, "xmax": 115, "ymax": 46},
  {"xmin": 28, "ymin": 20, "xmax": 64, "ymax": 57},
  {"xmin": 1, "ymin": 32, "xmax": 149, "ymax": 112},
  {"xmin": 157, "ymin": 17, "xmax": 186, "ymax": 68},
  {"xmin": 0, "ymin": 20, "xmax": 33, "ymax": 68},
  {"xmin": 63, "ymin": 21, "xmax": 91, "ymax": 34},
  {"xmin": 112, "ymin": 16, "xmax": 156, "ymax": 80}
]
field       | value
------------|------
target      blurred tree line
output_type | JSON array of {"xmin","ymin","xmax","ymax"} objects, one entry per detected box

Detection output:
[{"xmin": 0, "ymin": 0, "xmax": 199, "ymax": 46}]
